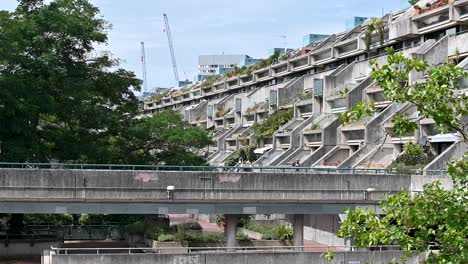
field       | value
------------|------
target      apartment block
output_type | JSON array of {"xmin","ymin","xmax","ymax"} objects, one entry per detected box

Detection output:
[{"xmin": 144, "ymin": 0, "xmax": 468, "ymax": 172}]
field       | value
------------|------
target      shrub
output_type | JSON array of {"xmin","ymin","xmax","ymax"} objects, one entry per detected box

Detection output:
[
  {"xmin": 237, "ymin": 232, "xmax": 250, "ymax": 241},
  {"xmin": 214, "ymin": 215, "xmax": 252, "ymax": 227},
  {"xmin": 188, "ymin": 233, "xmax": 223, "ymax": 243},
  {"xmin": 253, "ymin": 109, "xmax": 294, "ymax": 139},
  {"xmin": 224, "ymin": 146, "xmax": 257, "ymax": 166},
  {"xmin": 177, "ymin": 222, "xmax": 202, "ymax": 231},
  {"xmin": 127, "ymin": 221, "xmax": 145, "ymax": 236},
  {"xmin": 157, "ymin": 234, "xmax": 175, "ymax": 242},
  {"xmin": 310, "ymin": 123, "xmax": 320, "ymax": 130},
  {"xmin": 245, "ymin": 222, "xmax": 293, "ymax": 241},
  {"xmin": 276, "ymin": 224, "xmax": 293, "ymax": 241}
]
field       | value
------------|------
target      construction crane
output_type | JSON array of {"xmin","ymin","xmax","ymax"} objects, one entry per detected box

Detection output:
[
  {"xmin": 163, "ymin": 13, "xmax": 180, "ymax": 87},
  {"xmin": 140, "ymin": 41, "xmax": 148, "ymax": 95}
]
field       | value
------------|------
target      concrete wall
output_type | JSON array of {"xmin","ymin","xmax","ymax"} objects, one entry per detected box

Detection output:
[
  {"xmin": 0, "ymin": 240, "xmax": 60, "ymax": 258},
  {"xmin": 49, "ymin": 251, "xmax": 424, "ymax": 264},
  {"xmin": 303, "ymin": 215, "xmax": 346, "ymax": 246},
  {"xmin": 0, "ymin": 168, "xmax": 451, "ymax": 214},
  {"xmin": 0, "ymin": 169, "xmax": 413, "ymax": 201},
  {"xmin": 424, "ymin": 141, "xmax": 467, "ymax": 171}
]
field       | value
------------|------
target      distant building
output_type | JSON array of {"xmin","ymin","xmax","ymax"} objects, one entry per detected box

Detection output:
[
  {"xmin": 268, "ymin": 48, "xmax": 294, "ymax": 56},
  {"xmin": 179, "ymin": 80, "xmax": 192, "ymax": 87},
  {"xmin": 302, "ymin": 34, "xmax": 330, "ymax": 47},
  {"xmin": 198, "ymin": 54, "xmax": 260, "ymax": 81},
  {"xmin": 346, "ymin": 16, "xmax": 371, "ymax": 29}
]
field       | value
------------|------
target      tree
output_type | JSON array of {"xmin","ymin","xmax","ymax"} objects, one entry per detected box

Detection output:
[
  {"xmin": 110, "ymin": 110, "xmax": 212, "ymax": 166},
  {"xmin": 408, "ymin": 0, "xmax": 419, "ymax": 6},
  {"xmin": 337, "ymin": 155, "xmax": 467, "ymax": 263},
  {"xmin": 332, "ymin": 48, "xmax": 468, "ymax": 263},
  {"xmin": 0, "ymin": 0, "xmax": 141, "ymax": 163}
]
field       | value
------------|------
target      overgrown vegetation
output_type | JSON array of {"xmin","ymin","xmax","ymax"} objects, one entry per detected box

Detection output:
[
  {"xmin": 224, "ymin": 146, "xmax": 257, "ymax": 166},
  {"xmin": 298, "ymin": 91, "xmax": 313, "ymax": 100},
  {"xmin": 365, "ymin": 18, "xmax": 385, "ymax": 54},
  {"xmin": 309, "ymin": 123, "xmax": 321, "ymax": 130},
  {"xmin": 215, "ymin": 106, "xmax": 230, "ymax": 118},
  {"xmin": 225, "ymin": 50, "xmax": 282, "ymax": 78},
  {"xmin": 214, "ymin": 215, "xmax": 253, "ymax": 228},
  {"xmin": 389, "ymin": 142, "xmax": 434, "ymax": 170},
  {"xmin": 244, "ymin": 222, "xmax": 293, "ymax": 241},
  {"xmin": 253, "ymin": 109, "xmax": 294, "ymax": 139}
]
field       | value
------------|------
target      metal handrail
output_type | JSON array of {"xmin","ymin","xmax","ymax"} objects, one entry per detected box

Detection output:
[
  {"xmin": 50, "ymin": 245, "xmax": 403, "ymax": 255},
  {"xmin": 0, "ymin": 162, "xmax": 447, "ymax": 176}
]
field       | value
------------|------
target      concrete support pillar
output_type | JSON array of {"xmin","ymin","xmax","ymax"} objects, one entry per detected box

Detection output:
[
  {"xmin": 225, "ymin": 214, "xmax": 239, "ymax": 253},
  {"xmin": 292, "ymin": 214, "xmax": 304, "ymax": 252}
]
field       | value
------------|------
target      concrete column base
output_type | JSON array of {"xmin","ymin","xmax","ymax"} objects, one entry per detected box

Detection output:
[
  {"xmin": 225, "ymin": 214, "xmax": 239, "ymax": 253},
  {"xmin": 292, "ymin": 214, "xmax": 304, "ymax": 252}
]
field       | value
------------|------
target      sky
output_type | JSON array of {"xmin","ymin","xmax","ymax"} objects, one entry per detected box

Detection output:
[{"xmin": 0, "ymin": 0, "xmax": 408, "ymax": 92}]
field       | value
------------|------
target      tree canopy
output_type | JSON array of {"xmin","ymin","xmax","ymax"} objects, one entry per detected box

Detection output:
[{"xmin": 0, "ymin": 0, "xmax": 211, "ymax": 165}]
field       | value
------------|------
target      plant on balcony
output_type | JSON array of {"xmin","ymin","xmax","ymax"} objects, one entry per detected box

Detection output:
[
  {"xmin": 365, "ymin": 18, "xmax": 385, "ymax": 54},
  {"xmin": 215, "ymin": 106, "xmax": 229, "ymax": 118},
  {"xmin": 298, "ymin": 91, "xmax": 313, "ymax": 100},
  {"xmin": 224, "ymin": 146, "xmax": 257, "ymax": 166},
  {"xmin": 389, "ymin": 142, "xmax": 433, "ymax": 170},
  {"xmin": 416, "ymin": 0, "xmax": 453, "ymax": 15},
  {"xmin": 253, "ymin": 108, "xmax": 293, "ymax": 139},
  {"xmin": 310, "ymin": 123, "xmax": 321, "ymax": 130},
  {"xmin": 202, "ymin": 76, "xmax": 218, "ymax": 87},
  {"xmin": 408, "ymin": 0, "xmax": 418, "ymax": 5}
]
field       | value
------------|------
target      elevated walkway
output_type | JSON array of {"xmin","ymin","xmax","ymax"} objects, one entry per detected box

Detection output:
[{"xmin": 0, "ymin": 164, "xmax": 447, "ymax": 214}]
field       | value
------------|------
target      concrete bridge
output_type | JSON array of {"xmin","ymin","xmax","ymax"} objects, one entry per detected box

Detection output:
[{"xmin": 0, "ymin": 167, "xmax": 446, "ymax": 215}]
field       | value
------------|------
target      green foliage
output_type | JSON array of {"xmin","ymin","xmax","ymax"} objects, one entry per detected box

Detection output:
[
  {"xmin": 177, "ymin": 222, "xmax": 202, "ymax": 231},
  {"xmin": 395, "ymin": 142, "xmax": 430, "ymax": 167},
  {"xmin": 214, "ymin": 215, "xmax": 252, "ymax": 228},
  {"xmin": 112, "ymin": 110, "xmax": 212, "ymax": 165},
  {"xmin": 127, "ymin": 221, "xmax": 146, "ymax": 236},
  {"xmin": 253, "ymin": 109, "xmax": 294, "ymax": 139},
  {"xmin": 157, "ymin": 234, "xmax": 175, "ymax": 242},
  {"xmin": 337, "ymin": 154, "xmax": 468, "ymax": 264},
  {"xmin": 276, "ymin": 224, "xmax": 293, "ymax": 241},
  {"xmin": 0, "ymin": 0, "xmax": 141, "ymax": 163},
  {"xmin": 215, "ymin": 106, "xmax": 229, "ymax": 118},
  {"xmin": 391, "ymin": 113, "xmax": 419, "ymax": 137},
  {"xmin": 224, "ymin": 146, "xmax": 257, "ymax": 166},
  {"xmin": 370, "ymin": 48, "xmax": 468, "ymax": 141},
  {"xmin": 365, "ymin": 18, "xmax": 385, "ymax": 54},
  {"xmin": 244, "ymin": 222, "xmax": 293, "ymax": 241},
  {"xmin": 79, "ymin": 214, "xmax": 144, "ymax": 224},
  {"xmin": 310, "ymin": 123, "xmax": 321, "ymax": 130},
  {"xmin": 340, "ymin": 101, "xmax": 376, "ymax": 125},
  {"xmin": 187, "ymin": 233, "xmax": 223, "ymax": 243},
  {"xmin": 334, "ymin": 47, "xmax": 468, "ymax": 264},
  {"xmin": 237, "ymin": 232, "xmax": 250, "ymax": 241},
  {"xmin": 298, "ymin": 92, "xmax": 313, "ymax": 100},
  {"xmin": 225, "ymin": 50, "xmax": 281, "ymax": 78},
  {"xmin": 24, "ymin": 214, "xmax": 73, "ymax": 225},
  {"xmin": 321, "ymin": 251, "xmax": 335, "ymax": 261},
  {"xmin": 342, "ymin": 48, "xmax": 468, "ymax": 141},
  {"xmin": 203, "ymin": 76, "xmax": 219, "ymax": 87},
  {"xmin": 408, "ymin": 0, "xmax": 419, "ymax": 5}
]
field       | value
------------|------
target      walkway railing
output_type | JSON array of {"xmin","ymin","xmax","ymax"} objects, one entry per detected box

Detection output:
[
  {"xmin": 50, "ymin": 245, "xmax": 402, "ymax": 255},
  {"xmin": 0, "ymin": 162, "xmax": 447, "ymax": 176}
]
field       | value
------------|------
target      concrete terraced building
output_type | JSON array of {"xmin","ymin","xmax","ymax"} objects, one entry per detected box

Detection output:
[{"xmin": 144, "ymin": 0, "xmax": 468, "ymax": 171}]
